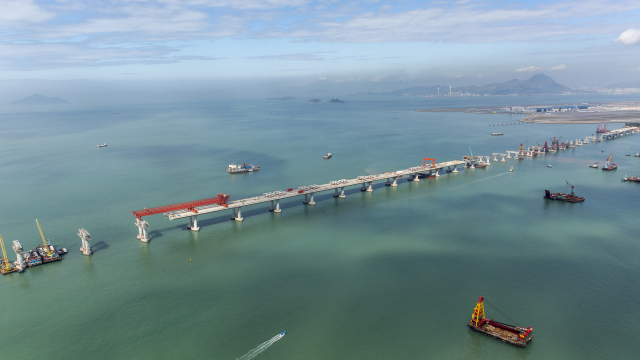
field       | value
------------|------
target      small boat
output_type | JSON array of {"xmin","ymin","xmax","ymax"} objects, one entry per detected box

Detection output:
[
  {"xmin": 96, "ymin": 143, "xmax": 107, "ymax": 148},
  {"xmin": 622, "ymin": 175, "xmax": 628, "ymax": 182},
  {"xmin": 509, "ymin": 166, "xmax": 513, "ymax": 172},
  {"xmin": 589, "ymin": 162, "xmax": 598, "ymax": 168},
  {"xmin": 491, "ymin": 133, "xmax": 503, "ymax": 136},
  {"xmin": 626, "ymin": 154, "xmax": 631, "ymax": 156},
  {"xmin": 323, "ymin": 153, "xmax": 332, "ymax": 159},
  {"xmin": 635, "ymin": 153, "xmax": 639, "ymax": 157},
  {"xmin": 547, "ymin": 165, "xmax": 552, "ymax": 168},
  {"xmin": 281, "ymin": 331, "xmax": 286, "ymax": 336}
]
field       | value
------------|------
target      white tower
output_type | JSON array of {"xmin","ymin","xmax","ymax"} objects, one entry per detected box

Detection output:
[
  {"xmin": 12, "ymin": 240, "xmax": 26, "ymax": 270},
  {"xmin": 78, "ymin": 228, "xmax": 93, "ymax": 255}
]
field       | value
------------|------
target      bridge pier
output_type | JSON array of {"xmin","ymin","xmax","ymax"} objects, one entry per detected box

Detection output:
[
  {"xmin": 303, "ymin": 194, "xmax": 309, "ymax": 204},
  {"xmin": 189, "ymin": 215, "xmax": 199, "ymax": 231},
  {"xmin": 453, "ymin": 165, "xmax": 458, "ymax": 173},
  {"xmin": 135, "ymin": 219, "xmax": 149, "ymax": 242},
  {"xmin": 333, "ymin": 188, "xmax": 339, "ymax": 197},
  {"xmin": 392, "ymin": 177, "xmax": 398, "ymax": 186},
  {"xmin": 367, "ymin": 182, "xmax": 374, "ymax": 192},
  {"xmin": 339, "ymin": 187, "xmax": 346, "ymax": 198},
  {"xmin": 269, "ymin": 200, "xmax": 274, "ymax": 211},
  {"xmin": 309, "ymin": 193, "xmax": 315, "ymax": 205},
  {"xmin": 414, "ymin": 173, "xmax": 421, "ymax": 182},
  {"xmin": 385, "ymin": 178, "xmax": 392, "ymax": 186},
  {"xmin": 234, "ymin": 207, "xmax": 243, "ymax": 221},
  {"xmin": 274, "ymin": 200, "xmax": 282, "ymax": 213},
  {"xmin": 230, "ymin": 208, "xmax": 236, "ymax": 219},
  {"xmin": 361, "ymin": 183, "xmax": 367, "ymax": 191},
  {"xmin": 435, "ymin": 169, "xmax": 440, "ymax": 177}
]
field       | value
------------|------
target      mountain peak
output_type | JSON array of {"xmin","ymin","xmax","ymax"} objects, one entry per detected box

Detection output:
[{"xmin": 9, "ymin": 93, "xmax": 70, "ymax": 105}]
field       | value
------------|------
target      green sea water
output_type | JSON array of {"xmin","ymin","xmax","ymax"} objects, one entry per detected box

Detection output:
[{"xmin": 1, "ymin": 96, "xmax": 640, "ymax": 359}]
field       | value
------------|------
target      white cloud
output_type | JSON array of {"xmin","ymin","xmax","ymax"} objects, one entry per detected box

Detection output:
[
  {"xmin": 0, "ymin": 0, "xmax": 54, "ymax": 23},
  {"xmin": 515, "ymin": 66, "xmax": 544, "ymax": 73},
  {"xmin": 614, "ymin": 28, "xmax": 640, "ymax": 45},
  {"xmin": 515, "ymin": 64, "xmax": 567, "ymax": 72},
  {"xmin": 550, "ymin": 64, "xmax": 567, "ymax": 71}
]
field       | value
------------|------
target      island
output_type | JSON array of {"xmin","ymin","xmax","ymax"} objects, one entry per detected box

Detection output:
[
  {"xmin": 266, "ymin": 97, "xmax": 296, "ymax": 101},
  {"xmin": 307, "ymin": 99, "xmax": 322, "ymax": 103},
  {"xmin": 328, "ymin": 98, "xmax": 345, "ymax": 103}
]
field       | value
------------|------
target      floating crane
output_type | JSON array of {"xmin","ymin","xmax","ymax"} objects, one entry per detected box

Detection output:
[
  {"xmin": 35, "ymin": 219, "xmax": 61, "ymax": 263},
  {"xmin": 468, "ymin": 296, "xmax": 534, "ymax": 348},
  {"xmin": 0, "ymin": 234, "xmax": 17, "ymax": 275}
]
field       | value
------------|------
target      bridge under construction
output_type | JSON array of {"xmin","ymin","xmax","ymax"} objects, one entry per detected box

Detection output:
[{"xmin": 131, "ymin": 159, "xmax": 465, "ymax": 242}]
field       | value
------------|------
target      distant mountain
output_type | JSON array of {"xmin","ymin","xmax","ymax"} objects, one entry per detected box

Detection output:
[
  {"xmin": 9, "ymin": 93, "xmax": 70, "ymax": 105},
  {"xmin": 350, "ymin": 74, "xmax": 572, "ymax": 96},
  {"xmin": 266, "ymin": 96, "xmax": 296, "ymax": 101},
  {"xmin": 606, "ymin": 80, "xmax": 640, "ymax": 89}
]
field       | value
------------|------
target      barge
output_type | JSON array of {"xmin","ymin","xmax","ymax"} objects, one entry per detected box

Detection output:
[
  {"xmin": 544, "ymin": 186, "xmax": 584, "ymax": 203},
  {"xmin": 227, "ymin": 163, "xmax": 260, "ymax": 173},
  {"xmin": 602, "ymin": 152, "xmax": 617, "ymax": 171},
  {"xmin": 468, "ymin": 296, "xmax": 533, "ymax": 348}
]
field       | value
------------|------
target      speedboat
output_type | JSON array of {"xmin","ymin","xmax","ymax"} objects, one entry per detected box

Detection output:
[
  {"xmin": 547, "ymin": 165, "xmax": 552, "ymax": 168},
  {"xmin": 281, "ymin": 331, "xmax": 286, "ymax": 336}
]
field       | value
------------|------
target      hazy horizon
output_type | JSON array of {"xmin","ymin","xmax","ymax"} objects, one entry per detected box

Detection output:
[{"xmin": 2, "ymin": 1, "xmax": 640, "ymax": 104}]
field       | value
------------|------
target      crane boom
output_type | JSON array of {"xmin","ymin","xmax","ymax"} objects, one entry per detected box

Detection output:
[
  {"xmin": 36, "ymin": 219, "xmax": 53, "ymax": 256},
  {"xmin": 0, "ymin": 234, "xmax": 13, "ymax": 271}
]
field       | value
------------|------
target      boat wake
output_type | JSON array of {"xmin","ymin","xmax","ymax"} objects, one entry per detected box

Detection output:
[{"xmin": 235, "ymin": 332, "xmax": 285, "ymax": 360}]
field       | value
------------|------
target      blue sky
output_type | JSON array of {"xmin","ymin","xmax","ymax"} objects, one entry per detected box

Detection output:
[{"xmin": 2, "ymin": 0, "xmax": 640, "ymax": 99}]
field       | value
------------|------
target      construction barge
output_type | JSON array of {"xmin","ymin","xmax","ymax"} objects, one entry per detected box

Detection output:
[
  {"xmin": 544, "ymin": 185, "xmax": 584, "ymax": 203},
  {"xmin": 468, "ymin": 296, "xmax": 533, "ymax": 348}
]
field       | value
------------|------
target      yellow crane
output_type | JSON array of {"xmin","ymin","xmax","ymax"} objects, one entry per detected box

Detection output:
[
  {"xmin": 36, "ymin": 219, "xmax": 54, "ymax": 256},
  {"xmin": 0, "ymin": 234, "xmax": 15, "ymax": 272}
]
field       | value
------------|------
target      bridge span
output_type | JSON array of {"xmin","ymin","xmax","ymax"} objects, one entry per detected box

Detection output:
[{"xmin": 132, "ymin": 160, "xmax": 465, "ymax": 242}]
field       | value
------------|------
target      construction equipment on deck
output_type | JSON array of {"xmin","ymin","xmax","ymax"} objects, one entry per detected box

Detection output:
[
  {"xmin": 0, "ymin": 234, "xmax": 17, "ymax": 275},
  {"xmin": 35, "ymin": 219, "xmax": 61, "ymax": 263},
  {"xmin": 468, "ymin": 296, "xmax": 533, "ymax": 348},
  {"xmin": 422, "ymin": 158, "xmax": 436, "ymax": 167}
]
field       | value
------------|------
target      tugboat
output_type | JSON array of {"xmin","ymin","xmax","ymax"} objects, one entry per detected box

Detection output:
[
  {"xmin": 227, "ymin": 163, "xmax": 260, "ymax": 173},
  {"xmin": 602, "ymin": 152, "xmax": 617, "ymax": 171},
  {"xmin": 635, "ymin": 153, "xmax": 639, "ymax": 157},
  {"xmin": 323, "ymin": 153, "xmax": 332, "ymax": 159},
  {"xmin": 589, "ymin": 162, "xmax": 598, "ymax": 168}
]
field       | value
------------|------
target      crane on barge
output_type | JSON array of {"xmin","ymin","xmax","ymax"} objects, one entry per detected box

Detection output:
[
  {"xmin": 0, "ymin": 234, "xmax": 18, "ymax": 275},
  {"xmin": 468, "ymin": 296, "xmax": 533, "ymax": 348},
  {"xmin": 36, "ymin": 219, "xmax": 61, "ymax": 263}
]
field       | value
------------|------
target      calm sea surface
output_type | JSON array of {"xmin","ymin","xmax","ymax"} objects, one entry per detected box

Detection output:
[{"xmin": 1, "ymin": 95, "xmax": 639, "ymax": 359}]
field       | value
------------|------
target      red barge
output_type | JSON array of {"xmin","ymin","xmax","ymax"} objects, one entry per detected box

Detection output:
[{"xmin": 468, "ymin": 296, "xmax": 533, "ymax": 348}]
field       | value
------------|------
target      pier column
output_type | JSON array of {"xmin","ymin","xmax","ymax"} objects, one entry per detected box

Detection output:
[
  {"xmin": 414, "ymin": 173, "xmax": 421, "ymax": 182},
  {"xmin": 269, "ymin": 200, "xmax": 274, "ymax": 211},
  {"xmin": 435, "ymin": 170, "xmax": 440, "ymax": 177},
  {"xmin": 361, "ymin": 183, "xmax": 367, "ymax": 191},
  {"xmin": 230, "ymin": 208, "xmax": 237, "ymax": 219},
  {"xmin": 235, "ymin": 207, "xmax": 243, "ymax": 222},
  {"xmin": 339, "ymin": 187, "xmax": 346, "ymax": 198},
  {"xmin": 136, "ymin": 219, "xmax": 149, "ymax": 242},
  {"xmin": 188, "ymin": 216, "xmax": 193, "ymax": 229},
  {"xmin": 453, "ymin": 165, "xmax": 458, "ymax": 173},
  {"xmin": 392, "ymin": 177, "xmax": 398, "ymax": 187},
  {"xmin": 303, "ymin": 194, "xmax": 309, "ymax": 204},
  {"xmin": 191, "ymin": 215, "xmax": 200, "ymax": 231},
  {"xmin": 367, "ymin": 182, "xmax": 373, "ymax": 192},
  {"xmin": 385, "ymin": 178, "xmax": 391, "ymax": 186},
  {"xmin": 333, "ymin": 188, "xmax": 339, "ymax": 197},
  {"xmin": 309, "ymin": 193, "xmax": 315, "ymax": 205},
  {"xmin": 274, "ymin": 200, "xmax": 281, "ymax": 213}
]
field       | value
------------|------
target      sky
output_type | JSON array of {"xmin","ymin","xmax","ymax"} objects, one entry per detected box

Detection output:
[{"xmin": 2, "ymin": 0, "xmax": 640, "ymax": 103}]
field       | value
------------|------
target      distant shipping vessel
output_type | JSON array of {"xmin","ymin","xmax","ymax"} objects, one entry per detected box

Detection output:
[
  {"xmin": 227, "ymin": 163, "xmax": 260, "ymax": 173},
  {"xmin": 96, "ymin": 143, "xmax": 107, "ymax": 148},
  {"xmin": 323, "ymin": 153, "xmax": 332, "ymax": 159},
  {"xmin": 491, "ymin": 133, "xmax": 504, "ymax": 136}
]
